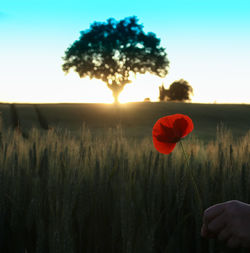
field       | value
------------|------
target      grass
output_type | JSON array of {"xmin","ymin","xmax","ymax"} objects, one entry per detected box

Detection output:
[
  {"xmin": 1, "ymin": 102, "xmax": 250, "ymax": 142},
  {"xmin": 0, "ymin": 118, "xmax": 249, "ymax": 253}
]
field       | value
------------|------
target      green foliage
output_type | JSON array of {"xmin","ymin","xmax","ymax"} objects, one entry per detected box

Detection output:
[
  {"xmin": 167, "ymin": 79, "xmax": 193, "ymax": 101},
  {"xmin": 62, "ymin": 16, "xmax": 169, "ymax": 102},
  {"xmin": 159, "ymin": 80, "xmax": 193, "ymax": 102},
  {"xmin": 158, "ymin": 83, "xmax": 168, "ymax": 101},
  {"xmin": 0, "ymin": 123, "xmax": 250, "ymax": 252},
  {"xmin": 1, "ymin": 102, "xmax": 250, "ymax": 143}
]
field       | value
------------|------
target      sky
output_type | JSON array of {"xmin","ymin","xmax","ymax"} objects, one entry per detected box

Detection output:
[{"xmin": 0, "ymin": 0, "xmax": 250, "ymax": 104}]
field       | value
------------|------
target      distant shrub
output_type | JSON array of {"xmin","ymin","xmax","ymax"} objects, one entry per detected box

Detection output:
[
  {"xmin": 159, "ymin": 80, "xmax": 193, "ymax": 102},
  {"xmin": 159, "ymin": 83, "xmax": 169, "ymax": 101}
]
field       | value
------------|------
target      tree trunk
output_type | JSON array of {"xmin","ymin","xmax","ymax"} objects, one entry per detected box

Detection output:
[
  {"xmin": 108, "ymin": 82, "xmax": 125, "ymax": 104},
  {"xmin": 113, "ymin": 95, "xmax": 119, "ymax": 104},
  {"xmin": 112, "ymin": 90, "xmax": 121, "ymax": 104}
]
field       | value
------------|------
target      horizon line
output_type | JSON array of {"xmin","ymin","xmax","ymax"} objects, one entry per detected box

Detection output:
[{"xmin": 0, "ymin": 101, "xmax": 249, "ymax": 105}]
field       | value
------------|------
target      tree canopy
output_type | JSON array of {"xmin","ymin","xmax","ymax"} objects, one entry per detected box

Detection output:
[
  {"xmin": 62, "ymin": 16, "xmax": 169, "ymax": 103},
  {"xmin": 168, "ymin": 79, "xmax": 193, "ymax": 101},
  {"xmin": 159, "ymin": 79, "xmax": 193, "ymax": 101}
]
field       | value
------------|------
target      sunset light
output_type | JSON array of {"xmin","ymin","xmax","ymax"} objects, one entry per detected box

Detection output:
[
  {"xmin": 1, "ymin": 1, "xmax": 250, "ymax": 251},
  {"xmin": 118, "ymin": 73, "xmax": 163, "ymax": 103},
  {"xmin": 0, "ymin": 0, "xmax": 249, "ymax": 104}
]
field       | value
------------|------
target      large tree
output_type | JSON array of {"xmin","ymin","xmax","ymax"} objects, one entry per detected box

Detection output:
[{"xmin": 62, "ymin": 16, "xmax": 169, "ymax": 103}]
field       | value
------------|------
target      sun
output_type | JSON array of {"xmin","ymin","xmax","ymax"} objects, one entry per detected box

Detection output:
[{"xmin": 118, "ymin": 73, "xmax": 163, "ymax": 103}]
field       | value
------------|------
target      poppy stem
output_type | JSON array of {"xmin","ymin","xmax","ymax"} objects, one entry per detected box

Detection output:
[
  {"xmin": 180, "ymin": 140, "xmax": 203, "ymax": 219},
  {"xmin": 180, "ymin": 140, "xmax": 189, "ymax": 167}
]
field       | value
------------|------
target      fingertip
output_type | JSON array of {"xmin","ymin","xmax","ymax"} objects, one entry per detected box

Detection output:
[
  {"xmin": 201, "ymin": 224, "xmax": 208, "ymax": 237},
  {"xmin": 201, "ymin": 224, "xmax": 218, "ymax": 239}
]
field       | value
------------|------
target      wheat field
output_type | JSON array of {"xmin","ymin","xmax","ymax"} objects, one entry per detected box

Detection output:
[
  {"xmin": 0, "ymin": 118, "xmax": 249, "ymax": 252},
  {"xmin": 1, "ymin": 102, "xmax": 250, "ymax": 142}
]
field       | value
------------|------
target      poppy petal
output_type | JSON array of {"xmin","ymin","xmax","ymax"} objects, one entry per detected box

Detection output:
[
  {"xmin": 173, "ymin": 115, "xmax": 194, "ymax": 138},
  {"xmin": 152, "ymin": 114, "xmax": 194, "ymax": 154},
  {"xmin": 152, "ymin": 136, "xmax": 177, "ymax": 154},
  {"xmin": 155, "ymin": 114, "xmax": 177, "ymax": 128},
  {"xmin": 153, "ymin": 122, "xmax": 178, "ymax": 143}
]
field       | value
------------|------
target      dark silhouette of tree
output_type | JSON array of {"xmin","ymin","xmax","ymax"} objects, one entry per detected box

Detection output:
[
  {"xmin": 159, "ymin": 80, "xmax": 193, "ymax": 101},
  {"xmin": 159, "ymin": 83, "xmax": 169, "ymax": 101},
  {"xmin": 167, "ymin": 79, "xmax": 193, "ymax": 101},
  {"xmin": 62, "ymin": 16, "xmax": 169, "ymax": 103}
]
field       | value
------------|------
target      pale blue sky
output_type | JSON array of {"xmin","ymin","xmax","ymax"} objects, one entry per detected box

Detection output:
[{"xmin": 0, "ymin": 0, "xmax": 249, "ymax": 103}]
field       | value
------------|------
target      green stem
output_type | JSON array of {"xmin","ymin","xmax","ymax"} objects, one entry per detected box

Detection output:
[
  {"xmin": 180, "ymin": 141, "xmax": 203, "ymax": 218},
  {"xmin": 180, "ymin": 141, "xmax": 190, "ymax": 166}
]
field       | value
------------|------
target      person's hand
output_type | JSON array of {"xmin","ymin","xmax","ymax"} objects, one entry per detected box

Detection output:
[{"xmin": 201, "ymin": 200, "xmax": 250, "ymax": 248}]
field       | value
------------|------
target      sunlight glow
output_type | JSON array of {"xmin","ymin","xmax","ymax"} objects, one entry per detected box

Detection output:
[
  {"xmin": 0, "ymin": 72, "xmax": 114, "ymax": 104},
  {"xmin": 0, "ymin": 65, "xmax": 249, "ymax": 104},
  {"xmin": 119, "ymin": 73, "xmax": 163, "ymax": 103},
  {"xmin": 1, "ymin": 0, "xmax": 250, "ymax": 105}
]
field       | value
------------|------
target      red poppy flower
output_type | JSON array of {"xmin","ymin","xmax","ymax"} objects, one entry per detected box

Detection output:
[{"xmin": 152, "ymin": 114, "xmax": 194, "ymax": 154}]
